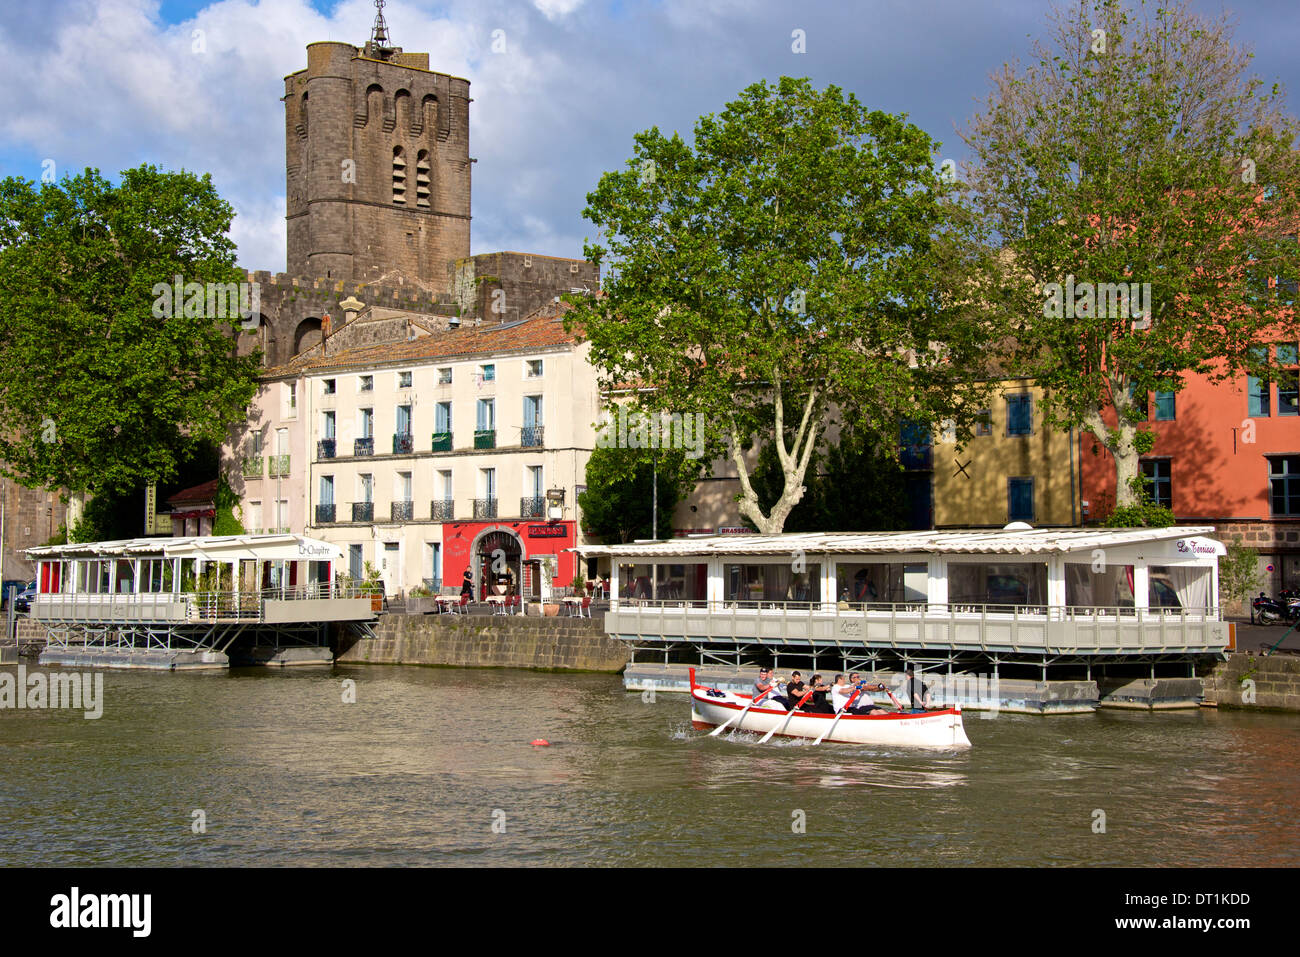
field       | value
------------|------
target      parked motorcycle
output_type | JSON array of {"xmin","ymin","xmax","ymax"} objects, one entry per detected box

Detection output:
[{"xmin": 1253, "ymin": 593, "xmax": 1300, "ymax": 624}]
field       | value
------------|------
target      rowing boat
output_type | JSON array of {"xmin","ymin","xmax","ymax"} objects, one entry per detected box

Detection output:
[{"xmin": 689, "ymin": 668, "xmax": 972, "ymax": 748}]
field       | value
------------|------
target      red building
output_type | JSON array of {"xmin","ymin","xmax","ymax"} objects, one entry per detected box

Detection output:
[
  {"xmin": 1080, "ymin": 346, "xmax": 1300, "ymax": 594},
  {"xmin": 440, "ymin": 519, "xmax": 577, "ymax": 600}
]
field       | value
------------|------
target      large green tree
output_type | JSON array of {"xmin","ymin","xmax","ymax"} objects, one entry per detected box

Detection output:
[
  {"xmin": 964, "ymin": 0, "xmax": 1300, "ymax": 507},
  {"xmin": 567, "ymin": 77, "xmax": 997, "ymax": 534},
  {"xmin": 578, "ymin": 444, "xmax": 700, "ymax": 543},
  {"xmin": 0, "ymin": 165, "xmax": 261, "ymax": 497}
]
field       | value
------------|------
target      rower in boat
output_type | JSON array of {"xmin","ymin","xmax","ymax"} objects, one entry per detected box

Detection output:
[
  {"xmin": 802, "ymin": 674, "xmax": 834, "ymax": 714},
  {"xmin": 754, "ymin": 667, "xmax": 790, "ymax": 709},
  {"xmin": 901, "ymin": 665, "xmax": 932, "ymax": 711},
  {"xmin": 839, "ymin": 673, "xmax": 890, "ymax": 715}
]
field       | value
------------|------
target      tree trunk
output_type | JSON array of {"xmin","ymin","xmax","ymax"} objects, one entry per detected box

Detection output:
[
  {"xmin": 1084, "ymin": 387, "xmax": 1141, "ymax": 510},
  {"xmin": 729, "ymin": 384, "xmax": 820, "ymax": 535}
]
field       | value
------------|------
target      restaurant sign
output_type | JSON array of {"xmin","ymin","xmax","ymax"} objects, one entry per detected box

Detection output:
[{"xmin": 527, "ymin": 525, "xmax": 568, "ymax": 538}]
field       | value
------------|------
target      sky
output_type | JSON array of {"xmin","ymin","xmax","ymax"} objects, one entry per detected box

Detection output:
[{"xmin": 1, "ymin": 0, "xmax": 1297, "ymax": 273}]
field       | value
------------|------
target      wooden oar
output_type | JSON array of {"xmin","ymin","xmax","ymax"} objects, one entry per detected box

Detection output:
[
  {"xmin": 708, "ymin": 682, "xmax": 778, "ymax": 737},
  {"xmin": 757, "ymin": 687, "xmax": 817, "ymax": 744},
  {"xmin": 812, "ymin": 684, "xmax": 868, "ymax": 746}
]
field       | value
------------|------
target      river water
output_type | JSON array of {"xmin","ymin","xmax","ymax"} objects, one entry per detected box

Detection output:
[{"xmin": 1, "ymin": 663, "xmax": 1297, "ymax": 867}]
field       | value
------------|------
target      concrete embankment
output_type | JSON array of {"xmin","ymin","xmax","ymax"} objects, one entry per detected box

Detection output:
[
  {"xmin": 336, "ymin": 613, "xmax": 631, "ymax": 673},
  {"xmin": 1202, "ymin": 652, "xmax": 1300, "ymax": 712}
]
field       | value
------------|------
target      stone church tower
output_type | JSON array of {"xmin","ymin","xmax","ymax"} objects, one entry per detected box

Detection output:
[{"xmin": 283, "ymin": 11, "xmax": 471, "ymax": 289}]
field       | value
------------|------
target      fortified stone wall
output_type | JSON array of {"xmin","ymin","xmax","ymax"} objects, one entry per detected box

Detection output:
[
  {"xmin": 336, "ymin": 613, "xmax": 630, "ymax": 672},
  {"xmin": 1202, "ymin": 651, "xmax": 1300, "ymax": 712},
  {"xmin": 454, "ymin": 252, "xmax": 599, "ymax": 327},
  {"xmin": 0, "ymin": 478, "xmax": 67, "ymax": 582}
]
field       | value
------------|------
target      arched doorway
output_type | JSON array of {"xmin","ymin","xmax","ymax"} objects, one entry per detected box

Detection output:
[
  {"xmin": 293, "ymin": 316, "xmax": 323, "ymax": 355},
  {"xmin": 472, "ymin": 528, "xmax": 523, "ymax": 601}
]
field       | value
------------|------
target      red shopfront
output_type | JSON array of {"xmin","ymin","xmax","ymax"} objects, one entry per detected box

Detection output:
[{"xmin": 442, "ymin": 520, "xmax": 577, "ymax": 599}]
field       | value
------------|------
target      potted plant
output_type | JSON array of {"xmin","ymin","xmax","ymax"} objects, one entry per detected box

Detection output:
[{"xmin": 361, "ymin": 561, "xmax": 385, "ymax": 611}]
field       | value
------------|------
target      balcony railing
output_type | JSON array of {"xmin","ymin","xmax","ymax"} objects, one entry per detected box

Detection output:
[
  {"xmin": 431, "ymin": 431, "xmax": 453, "ymax": 452},
  {"xmin": 474, "ymin": 429, "xmax": 496, "ymax": 449},
  {"xmin": 391, "ymin": 500, "xmax": 414, "ymax": 522},
  {"xmin": 317, "ymin": 438, "xmax": 336, "ymax": 459},
  {"xmin": 520, "ymin": 496, "xmax": 546, "ymax": 518},
  {"xmin": 393, "ymin": 433, "xmax": 414, "ymax": 455},
  {"xmin": 315, "ymin": 503, "xmax": 336, "ymax": 524},
  {"xmin": 268, "ymin": 454, "xmax": 290, "ymax": 477},
  {"xmin": 431, "ymin": 499, "xmax": 454, "ymax": 521},
  {"xmin": 242, "ymin": 456, "xmax": 263, "ymax": 479},
  {"xmin": 352, "ymin": 502, "xmax": 375, "ymax": 523},
  {"xmin": 473, "ymin": 498, "xmax": 498, "ymax": 519},
  {"xmin": 354, "ymin": 437, "xmax": 374, "ymax": 457},
  {"xmin": 522, "ymin": 425, "xmax": 544, "ymax": 448}
]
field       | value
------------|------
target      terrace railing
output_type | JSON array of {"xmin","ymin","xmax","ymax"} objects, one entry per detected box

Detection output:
[
  {"xmin": 474, "ymin": 429, "xmax": 495, "ymax": 449},
  {"xmin": 30, "ymin": 582, "xmax": 373, "ymax": 625},
  {"xmin": 473, "ymin": 498, "xmax": 498, "ymax": 519},
  {"xmin": 391, "ymin": 500, "xmax": 414, "ymax": 522},
  {"xmin": 520, "ymin": 496, "xmax": 547, "ymax": 518},
  {"xmin": 393, "ymin": 433, "xmax": 414, "ymax": 455},
  {"xmin": 431, "ymin": 431, "xmax": 453, "ymax": 452},
  {"xmin": 354, "ymin": 437, "xmax": 374, "ymax": 457},
  {"xmin": 430, "ymin": 499, "xmax": 454, "ymax": 521},
  {"xmin": 522, "ymin": 425, "xmax": 544, "ymax": 448},
  {"xmin": 317, "ymin": 439, "xmax": 336, "ymax": 459},
  {"xmin": 315, "ymin": 503, "xmax": 337, "ymax": 524},
  {"xmin": 267, "ymin": 455, "xmax": 290, "ymax": 478},
  {"xmin": 242, "ymin": 456, "xmax": 263, "ymax": 479},
  {"xmin": 352, "ymin": 501, "xmax": 375, "ymax": 523}
]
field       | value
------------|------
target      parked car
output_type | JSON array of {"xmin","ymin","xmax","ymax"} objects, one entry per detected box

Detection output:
[
  {"xmin": 13, "ymin": 581, "xmax": 37, "ymax": 613},
  {"xmin": 1, "ymin": 579, "xmax": 25, "ymax": 608}
]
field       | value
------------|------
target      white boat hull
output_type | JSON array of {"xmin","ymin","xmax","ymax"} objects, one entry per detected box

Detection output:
[{"xmin": 690, "ymin": 686, "xmax": 972, "ymax": 749}]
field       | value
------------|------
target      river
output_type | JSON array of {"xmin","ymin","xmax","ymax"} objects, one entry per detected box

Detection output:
[{"xmin": 1, "ymin": 663, "xmax": 1297, "ymax": 867}]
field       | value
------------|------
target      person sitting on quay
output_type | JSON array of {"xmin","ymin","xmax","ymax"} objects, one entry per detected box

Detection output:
[{"xmin": 754, "ymin": 667, "xmax": 790, "ymax": 709}]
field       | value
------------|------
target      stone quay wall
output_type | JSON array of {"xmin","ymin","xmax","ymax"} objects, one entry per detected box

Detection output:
[
  {"xmin": 1202, "ymin": 652, "xmax": 1300, "ymax": 712},
  {"xmin": 336, "ymin": 613, "xmax": 630, "ymax": 673}
]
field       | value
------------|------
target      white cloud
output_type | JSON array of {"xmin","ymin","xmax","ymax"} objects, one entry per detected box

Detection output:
[{"xmin": 532, "ymin": 0, "xmax": 587, "ymax": 22}]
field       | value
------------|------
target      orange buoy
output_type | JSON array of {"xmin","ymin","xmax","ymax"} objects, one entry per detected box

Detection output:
[{"xmin": 530, "ymin": 738, "xmax": 550, "ymax": 747}]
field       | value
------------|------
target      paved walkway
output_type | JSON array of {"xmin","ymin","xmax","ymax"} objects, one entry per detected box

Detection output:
[{"xmin": 1233, "ymin": 619, "xmax": 1300, "ymax": 654}]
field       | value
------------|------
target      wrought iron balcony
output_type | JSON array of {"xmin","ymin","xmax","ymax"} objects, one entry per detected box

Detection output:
[
  {"xmin": 391, "ymin": 500, "xmax": 414, "ymax": 522},
  {"xmin": 393, "ymin": 432, "xmax": 414, "ymax": 455},
  {"xmin": 431, "ymin": 499, "xmax": 455, "ymax": 521},
  {"xmin": 315, "ymin": 503, "xmax": 336, "ymax": 524},
  {"xmin": 352, "ymin": 501, "xmax": 374, "ymax": 523},
  {"xmin": 520, "ymin": 496, "xmax": 546, "ymax": 518},
  {"xmin": 473, "ymin": 498, "xmax": 498, "ymax": 520},
  {"xmin": 354, "ymin": 437, "xmax": 374, "ymax": 457},
  {"xmin": 317, "ymin": 438, "xmax": 336, "ymax": 459},
  {"xmin": 242, "ymin": 456, "xmax": 263, "ymax": 479},
  {"xmin": 474, "ymin": 429, "xmax": 496, "ymax": 449},
  {"xmin": 522, "ymin": 425, "xmax": 544, "ymax": 448},
  {"xmin": 431, "ymin": 431, "xmax": 453, "ymax": 452},
  {"xmin": 268, "ymin": 454, "xmax": 290, "ymax": 477}
]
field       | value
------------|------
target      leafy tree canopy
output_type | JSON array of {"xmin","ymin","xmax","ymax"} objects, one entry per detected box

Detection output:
[
  {"xmin": 567, "ymin": 77, "xmax": 997, "ymax": 533},
  {"xmin": 964, "ymin": 0, "xmax": 1300, "ymax": 506},
  {"xmin": 0, "ymin": 165, "xmax": 262, "ymax": 495},
  {"xmin": 578, "ymin": 444, "xmax": 701, "ymax": 543}
]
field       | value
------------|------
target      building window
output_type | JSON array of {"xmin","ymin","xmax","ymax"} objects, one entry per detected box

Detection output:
[
  {"xmin": 360, "ymin": 474, "xmax": 374, "ymax": 504},
  {"xmin": 392, "ymin": 146, "xmax": 406, "ymax": 204},
  {"xmin": 1153, "ymin": 391, "xmax": 1176, "ymax": 421},
  {"xmin": 1006, "ymin": 394, "xmax": 1032, "ymax": 436},
  {"xmin": 1270, "ymin": 456, "xmax": 1300, "ymax": 516},
  {"xmin": 323, "ymin": 378, "xmax": 336, "ymax": 395},
  {"xmin": 1128, "ymin": 382, "xmax": 1148, "ymax": 419},
  {"xmin": 360, "ymin": 375, "xmax": 373, "ymax": 393},
  {"xmin": 349, "ymin": 544, "xmax": 363, "ymax": 580},
  {"xmin": 437, "ymin": 367, "xmax": 452, "ymax": 385},
  {"xmin": 1248, "ymin": 375, "xmax": 1270, "ymax": 417},
  {"xmin": 480, "ymin": 364, "xmax": 496, "ymax": 382},
  {"xmin": 526, "ymin": 359, "xmax": 543, "ymax": 378},
  {"xmin": 1141, "ymin": 459, "xmax": 1171, "ymax": 508},
  {"xmin": 287, "ymin": 382, "xmax": 297, "ymax": 414},
  {"xmin": 974, "ymin": 409, "xmax": 992, "ymax": 437},
  {"xmin": 359, "ymin": 408, "xmax": 373, "ymax": 439},
  {"xmin": 1007, "ymin": 478, "xmax": 1035, "ymax": 522},
  {"xmin": 476, "ymin": 398, "xmax": 495, "ymax": 431},
  {"xmin": 398, "ymin": 371, "xmax": 413, "ymax": 389},
  {"xmin": 1279, "ymin": 371, "xmax": 1299, "ymax": 417},
  {"xmin": 415, "ymin": 150, "xmax": 431, "ymax": 208}
]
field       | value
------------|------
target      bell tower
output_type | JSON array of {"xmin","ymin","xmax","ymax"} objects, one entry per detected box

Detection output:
[{"xmin": 284, "ymin": 1, "xmax": 472, "ymax": 290}]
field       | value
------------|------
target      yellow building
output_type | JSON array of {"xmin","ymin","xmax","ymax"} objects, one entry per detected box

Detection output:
[{"xmin": 932, "ymin": 379, "xmax": 1080, "ymax": 528}]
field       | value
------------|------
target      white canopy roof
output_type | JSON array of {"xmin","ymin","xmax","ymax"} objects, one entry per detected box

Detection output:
[
  {"xmin": 26, "ymin": 534, "xmax": 343, "ymax": 562},
  {"xmin": 574, "ymin": 526, "xmax": 1222, "ymax": 559}
]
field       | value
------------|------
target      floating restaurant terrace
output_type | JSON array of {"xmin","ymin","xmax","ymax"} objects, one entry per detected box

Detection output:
[
  {"xmin": 23, "ymin": 534, "xmax": 376, "ymax": 669},
  {"xmin": 576, "ymin": 525, "xmax": 1231, "ymax": 679}
]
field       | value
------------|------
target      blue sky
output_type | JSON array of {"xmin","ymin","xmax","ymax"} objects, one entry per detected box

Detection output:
[{"xmin": 1, "ymin": 0, "xmax": 1297, "ymax": 273}]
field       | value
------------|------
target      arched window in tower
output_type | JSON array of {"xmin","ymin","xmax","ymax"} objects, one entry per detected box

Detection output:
[
  {"xmin": 392, "ymin": 146, "xmax": 406, "ymax": 204},
  {"xmin": 415, "ymin": 150, "xmax": 431, "ymax": 208}
]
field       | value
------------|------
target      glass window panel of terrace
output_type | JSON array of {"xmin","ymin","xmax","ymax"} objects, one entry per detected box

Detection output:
[
  {"xmin": 724, "ymin": 563, "xmax": 821, "ymax": 604},
  {"xmin": 948, "ymin": 562, "xmax": 1048, "ymax": 609},
  {"xmin": 652, "ymin": 563, "xmax": 708, "ymax": 601},
  {"xmin": 1271, "ymin": 456, "xmax": 1300, "ymax": 516},
  {"xmin": 1149, "ymin": 565, "xmax": 1210, "ymax": 611},
  {"xmin": 835, "ymin": 563, "xmax": 924, "ymax": 604},
  {"xmin": 1064, "ymin": 562, "xmax": 1135, "ymax": 610}
]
